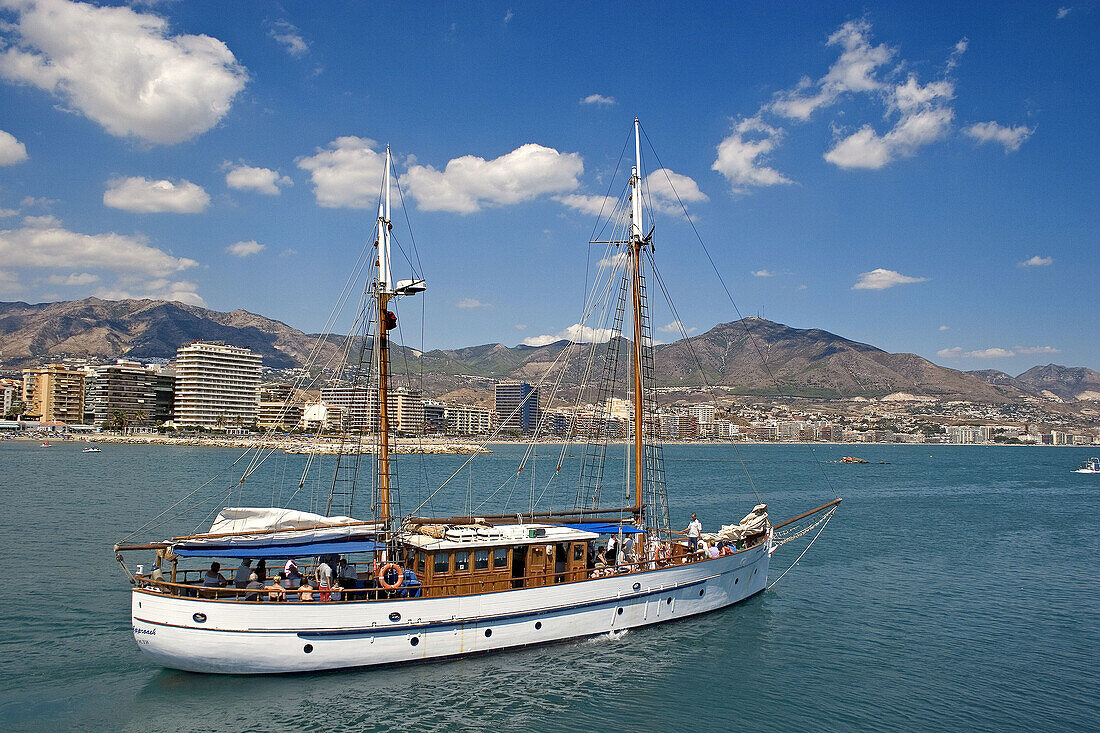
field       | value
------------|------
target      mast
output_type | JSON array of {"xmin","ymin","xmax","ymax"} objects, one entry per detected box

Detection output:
[
  {"xmin": 629, "ymin": 118, "xmax": 644, "ymax": 524},
  {"xmin": 376, "ymin": 146, "xmax": 393, "ymax": 529}
]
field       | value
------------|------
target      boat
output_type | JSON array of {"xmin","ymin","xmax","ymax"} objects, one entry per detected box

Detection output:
[
  {"xmin": 114, "ymin": 122, "xmax": 841, "ymax": 674},
  {"xmin": 40, "ymin": 441, "xmax": 51, "ymax": 447},
  {"xmin": 83, "ymin": 447, "xmax": 102, "ymax": 453},
  {"xmin": 1074, "ymin": 457, "xmax": 1100, "ymax": 474},
  {"xmin": 839, "ymin": 456, "xmax": 867, "ymax": 464}
]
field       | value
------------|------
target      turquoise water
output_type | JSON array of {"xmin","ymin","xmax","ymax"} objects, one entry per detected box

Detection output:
[{"xmin": 1, "ymin": 441, "xmax": 1098, "ymax": 732}]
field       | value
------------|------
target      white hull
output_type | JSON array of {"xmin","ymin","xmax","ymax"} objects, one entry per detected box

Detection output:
[{"xmin": 131, "ymin": 542, "xmax": 769, "ymax": 674}]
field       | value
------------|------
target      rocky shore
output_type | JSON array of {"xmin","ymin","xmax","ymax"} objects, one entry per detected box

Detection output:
[{"xmin": 56, "ymin": 434, "xmax": 490, "ymax": 455}]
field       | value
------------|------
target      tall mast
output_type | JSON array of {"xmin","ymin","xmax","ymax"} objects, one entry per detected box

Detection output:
[
  {"xmin": 376, "ymin": 146, "xmax": 393, "ymax": 529},
  {"xmin": 629, "ymin": 118, "xmax": 644, "ymax": 524}
]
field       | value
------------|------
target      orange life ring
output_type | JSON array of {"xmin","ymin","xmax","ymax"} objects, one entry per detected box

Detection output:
[{"xmin": 378, "ymin": 563, "xmax": 404, "ymax": 590}]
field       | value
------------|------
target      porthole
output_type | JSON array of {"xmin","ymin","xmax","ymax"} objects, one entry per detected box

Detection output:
[
  {"xmin": 632, "ymin": 582, "xmax": 641, "ymax": 591},
  {"xmin": 699, "ymin": 589, "xmax": 705, "ymax": 597},
  {"xmin": 666, "ymin": 597, "xmax": 672, "ymax": 605},
  {"xmin": 753, "ymin": 568, "xmax": 758, "ymax": 575},
  {"xmin": 410, "ymin": 637, "xmax": 419, "ymax": 647},
  {"xmin": 534, "ymin": 621, "xmax": 542, "ymax": 630},
  {"xmin": 734, "ymin": 578, "xmax": 739, "ymax": 584},
  {"xmin": 138, "ymin": 602, "xmax": 141, "ymax": 609},
  {"xmin": 388, "ymin": 611, "xmax": 401, "ymax": 622},
  {"xmin": 303, "ymin": 644, "xmax": 313, "ymax": 654},
  {"xmin": 484, "ymin": 629, "xmax": 492, "ymax": 638},
  {"xmin": 192, "ymin": 613, "xmax": 207, "ymax": 623},
  {"xmin": 616, "ymin": 607, "xmax": 623, "ymax": 616}
]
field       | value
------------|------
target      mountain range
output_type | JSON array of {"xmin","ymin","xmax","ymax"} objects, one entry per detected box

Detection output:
[{"xmin": 1, "ymin": 298, "xmax": 1097, "ymax": 405}]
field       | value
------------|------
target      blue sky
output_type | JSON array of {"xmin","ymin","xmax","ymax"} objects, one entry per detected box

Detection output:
[{"xmin": 0, "ymin": 0, "xmax": 1096, "ymax": 374}]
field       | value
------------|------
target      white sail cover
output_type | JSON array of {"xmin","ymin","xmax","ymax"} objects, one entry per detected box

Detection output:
[
  {"xmin": 173, "ymin": 507, "xmax": 380, "ymax": 551},
  {"xmin": 705, "ymin": 504, "xmax": 769, "ymax": 543}
]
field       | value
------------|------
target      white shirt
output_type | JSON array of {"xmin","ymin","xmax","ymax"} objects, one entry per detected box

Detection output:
[
  {"xmin": 687, "ymin": 519, "xmax": 702, "ymax": 538},
  {"xmin": 315, "ymin": 562, "xmax": 333, "ymax": 586}
]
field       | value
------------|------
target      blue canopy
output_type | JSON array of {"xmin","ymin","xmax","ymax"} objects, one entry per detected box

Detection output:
[
  {"xmin": 171, "ymin": 539, "xmax": 384, "ymax": 559},
  {"xmin": 563, "ymin": 523, "xmax": 644, "ymax": 535}
]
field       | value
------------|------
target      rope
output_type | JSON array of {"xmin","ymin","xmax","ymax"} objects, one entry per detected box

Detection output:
[{"xmin": 767, "ymin": 507, "xmax": 836, "ymax": 590}]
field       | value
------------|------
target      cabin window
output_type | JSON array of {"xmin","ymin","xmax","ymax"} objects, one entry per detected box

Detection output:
[
  {"xmin": 417, "ymin": 552, "xmax": 426, "ymax": 574},
  {"xmin": 474, "ymin": 549, "xmax": 489, "ymax": 570},
  {"xmin": 493, "ymin": 547, "xmax": 508, "ymax": 569},
  {"xmin": 455, "ymin": 551, "xmax": 470, "ymax": 572},
  {"xmin": 434, "ymin": 553, "xmax": 450, "ymax": 574},
  {"xmin": 573, "ymin": 544, "xmax": 584, "ymax": 562}
]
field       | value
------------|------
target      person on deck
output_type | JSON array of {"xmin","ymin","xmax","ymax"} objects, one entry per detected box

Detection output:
[
  {"xmin": 315, "ymin": 558, "xmax": 333, "ymax": 590},
  {"xmin": 202, "ymin": 562, "xmax": 227, "ymax": 587},
  {"xmin": 265, "ymin": 573, "xmax": 287, "ymax": 602},
  {"xmin": 337, "ymin": 558, "xmax": 357, "ymax": 588},
  {"xmin": 244, "ymin": 572, "xmax": 264, "ymax": 601},
  {"xmin": 233, "ymin": 559, "xmax": 253, "ymax": 588},
  {"xmin": 284, "ymin": 560, "xmax": 302, "ymax": 588},
  {"xmin": 298, "ymin": 580, "xmax": 315, "ymax": 602},
  {"xmin": 682, "ymin": 513, "xmax": 703, "ymax": 553},
  {"xmin": 606, "ymin": 535, "xmax": 618, "ymax": 565},
  {"xmin": 254, "ymin": 559, "xmax": 267, "ymax": 582}
]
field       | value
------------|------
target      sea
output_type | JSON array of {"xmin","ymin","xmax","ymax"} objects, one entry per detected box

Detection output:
[{"xmin": 1, "ymin": 440, "xmax": 1097, "ymax": 732}]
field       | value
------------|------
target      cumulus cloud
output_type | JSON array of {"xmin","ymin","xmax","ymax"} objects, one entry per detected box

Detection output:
[
  {"xmin": 1015, "ymin": 345, "xmax": 1060, "ymax": 355},
  {"xmin": 46, "ymin": 272, "xmax": 98, "ymax": 285},
  {"xmin": 937, "ymin": 346, "xmax": 1015, "ymax": 359},
  {"xmin": 1019, "ymin": 255, "xmax": 1053, "ymax": 267},
  {"xmin": 752, "ymin": 269, "xmax": 775, "ymax": 277},
  {"xmin": 964, "ymin": 122, "xmax": 1034, "ymax": 152},
  {"xmin": 1057, "ymin": 7, "xmax": 1071, "ymax": 19},
  {"xmin": 556, "ymin": 193, "xmax": 619, "ymax": 217},
  {"xmin": 268, "ymin": 20, "xmax": 308, "ymax": 57},
  {"xmin": 402, "ymin": 143, "xmax": 583, "ymax": 214},
  {"xmin": 0, "ymin": 207, "xmax": 18, "ymax": 217},
  {"xmin": 0, "ymin": 215, "xmax": 202, "ymax": 304},
  {"xmin": 581, "ymin": 93, "xmax": 616, "ymax": 106},
  {"xmin": 522, "ymin": 323, "xmax": 615, "ymax": 347},
  {"xmin": 0, "ymin": 268, "xmax": 23, "ymax": 296},
  {"xmin": 0, "ymin": 0, "xmax": 247, "ymax": 145},
  {"xmin": 658, "ymin": 320, "xmax": 696, "ymax": 335},
  {"xmin": 643, "ymin": 168, "xmax": 708, "ymax": 214},
  {"xmin": 297, "ymin": 136, "xmax": 388, "ymax": 209},
  {"xmin": 0, "ymin": 129, "xmax": 28, "ymax": 165},
  {"xmin": 456, "ymin": 298, "xmax": 489, "ymax": 309},
  {"xmin": 769, "ymin": 19, "xmax": 894, "ymax": 121},
  {"xmin": 104, "ymin": 176, "xmax": 210, "ymax": 213},
  {"xmin": 713, "ymin": 116, "xmax": 792, "ymax": 192},
  {"xmin": 225, "ymin": 163, "xmax": 292, "ymax": 195},
  {"xmin": 226, "ymin": 240, "xmax": 264, "ymax": 257},
  {"xmin": 852, "ymin": 268, "xmax": 929, "ymax": 290},
  {"xmin": 825, "ymin": 77, "xmax": 955, "ymax": 169}
]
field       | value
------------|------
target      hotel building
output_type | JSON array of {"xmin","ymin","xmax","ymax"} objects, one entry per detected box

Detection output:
[
  {"xmin": 494, "ymin": 380, "xmax": 541, "ymax": 433},
  {"xmin": 21, "ymin": 364, "xmax": 86, "ymax": 423},
  {"xmin": 172, "ymin": 342, "xmax": 261, "ymax": 427}
]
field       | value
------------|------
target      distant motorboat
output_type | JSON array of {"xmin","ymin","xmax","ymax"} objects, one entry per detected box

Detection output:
[
  {"xmin": 40, "ymin": 441, "xmax": 51, "ymax": 447},
  {"xmin": 83, "ymin": 447, "xmax": 102, "ymax": 453},
  {"xmin": 1074, "ymin": 457, "xmax": 1100, "ymax": 474},
  {"xmin": 840, "ymin": 456, "xmax": 867, "ymax": 464}
]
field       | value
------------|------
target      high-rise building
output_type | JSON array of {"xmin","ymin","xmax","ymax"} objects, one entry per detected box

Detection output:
[
  {"xmin": 423, "ymin": 400, "xmax": 446, "ymax": 434},
  {"xmin": 86, "ymin": 360, "xmax": 158, "ymax": 427},
  {"xmin": 318, "ymin": 385, "xmax": 424, "ymax": 435},
  {"xmin": 258, "ymin": 384, "xmax": 304, "ymax": 430},
  {"xmin": 445, "ymin": 403, "xmax": 494, "ymax": 435},
  {"xmin": 1, "ymin": 378, "xmax": 20, "ymax": 417},
  {"xmin": 172, "ymin": 342, "xmax": 261, "ymax": 427},
  {"xmin": 21, "ymin": 364, "xmax": 86, "ymax": 423},
  {"xmin": 495, "ymin": 380, "xmax": 541, "ymax": 433}
]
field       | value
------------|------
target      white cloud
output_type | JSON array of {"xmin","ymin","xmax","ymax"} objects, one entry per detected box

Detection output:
[
  {"xmin": 1019, "ymin": 255, "xmax": 1053, "ymax": 267},
  {"xmin": 0, "ymin": 129, "xmax": 28, "ymax": 165},
  {"xmin": 297, "ymin": 136, "xmax": 388, "ymax": 209},
  {"xmin": 226, "ymin": 240, "xmax": 265, "ymax": 257},
  {"xmin": 0, "ymin": 0, "xmax": 247, "ymax": 145},
  {"xmin": 752, "ymin": 269, "xmax": 775, "ymax": 277},
  {"xmin": 225, "ymin": 164, "xmax": 292, "ymax": 195},
  {"xmin": 713, "ymin": 116, "xmax": 792, "ymax": 192},
  {"xmin": 0, "ymin": 215, "xmax": 197, "ymax": 275},
  {"xmin": 939, "ymin": 325, "xmax": 950, "ymax": 331},
  {"xmin": 0, "ymin": 268, "xmax": 23, "ymax": 296},
  {"xmin": 279, "ymin": 248, "xmax": 297, "ymax": 257},
  {"xmin": 46, "ymin": 272, "xmax": 99, "ymax": 285},
  {"xmin": 504, "ymin": 9, "xmax": 514, "ymax": 24},
  {"xmin": 825, "ymin": 77, "xmax": 955, "ymax": 169},
  {"xmin": 1015, "ymin": 345, "xmax": 1060, "ymax": 355},
  {"xmin": 580, "ymin": 93, "xmax": 616, "ymax": 106},
  {"xmin": 852, "ymin": 268, "xmax": 929, "ymax": 290},
  {"xmin": 964, "ymin": 122, "xmax": 1034, "ymax": 152},
  {"xmin": 658, "ymin": 320, "xmax": 697, "ymax": 335},
  {"xmin": 456, "ymin": 298, "xmax": 489, "ymax": 309},
  {"xmin": 1057, "ymin": 7, "xmax": 1071, "ymax": 19},
  {"xmin": 643, "ymin": 168, "xmax": 708, "ymax": 214},
  {"xmin": 522, "ymin": 323, "xmax": 615, "ymax": 347},
  {"xmin": 0, "ymin": 215, "xmax": 202, "ymax": 304},
  {"xmin": 402, "ymin": 144, "xmax": 583, "ymax": 214},
  {"xmin": 937, "ymin": 346, "xmax": 1016, "ymax": 359},
  {"xmin": 104, "ymin": 176, "xmax": 210, "ymax": 213},
  {"xmin": 557, "ymin": 193, "xmax": 619, "ymax": 217},
  {"xmin": 268, "ymin": 20, "xmax": 308, "ymax": 58},
  {"xmin": 769, "ymin": 19, "xmax": 894, "ymax": 121},
  {"xmin": 0, "ymin": 208, "xmax": 18, "ymax": 217}
]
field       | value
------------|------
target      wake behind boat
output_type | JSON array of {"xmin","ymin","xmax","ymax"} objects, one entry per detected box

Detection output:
[{"xmin": 114, "ymin": 122, "xmax": 840, "ymax": 674}]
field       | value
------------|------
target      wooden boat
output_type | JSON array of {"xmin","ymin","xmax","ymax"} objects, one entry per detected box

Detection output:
[{"xmin": 115, "ymin": 122, "xmax": 840, "ymax": 674}]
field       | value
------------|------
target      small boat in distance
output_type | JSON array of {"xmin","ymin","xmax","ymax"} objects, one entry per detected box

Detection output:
[
  {"xmin": 840, "ymin": 456, "xmax": 868, "ymax": 464},
  {"xmin": 83, "ymin": 447, "xmax": 102, "ymax": 453},
  {"xmin": 40, "ymin": 441, "xmax": 51, "ymax": 447},
  {"xmin": 1073, "ymin": 457, "xmax": 1100, "ymax": 474}
]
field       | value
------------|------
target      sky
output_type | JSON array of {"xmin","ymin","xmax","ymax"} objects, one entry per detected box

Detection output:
[{"xmin": 0, "ymin": 0, "xmax": 1096, "ymax": 375}]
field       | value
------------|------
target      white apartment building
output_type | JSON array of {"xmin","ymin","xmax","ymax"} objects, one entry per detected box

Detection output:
[
  {"xmin": 688, "ymin": 403, "xmax": 716, "ymax": 426},
  {"xmin": 172, "ymin": 342, "xmax": 261, "ymax": 427},
  {"xmin": 446, "ymin": 403, "xmax": 494, "ymax": 435}
]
